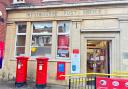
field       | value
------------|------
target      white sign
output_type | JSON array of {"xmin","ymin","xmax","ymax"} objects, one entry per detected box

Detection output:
[
  {"xmin": 71, "ymin": 50, "xmax": 80, "ymax": 73},
  {"xmin": 39, "ymin": 65, "xmax": 43, "ymax": 70}
]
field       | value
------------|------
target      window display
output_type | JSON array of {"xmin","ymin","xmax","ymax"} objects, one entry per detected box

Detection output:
[
  {"xmin": 87, "ymin": 40, "xmax": 108, "ymax": 73},
  {"xmin": 57, "ymin": 21, "xmax": 70, "ymax": 58},
  {"xmin": 57, "ymin": 35, "xmax": 69, "ymax": 58}
]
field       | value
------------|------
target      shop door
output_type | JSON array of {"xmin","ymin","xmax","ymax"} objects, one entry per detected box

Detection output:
[{"xmin": 87, "ymin": 40, "xmax": 111, "ymax": 74}]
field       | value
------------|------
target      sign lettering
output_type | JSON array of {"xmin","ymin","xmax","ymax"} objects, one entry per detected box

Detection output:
[{"xmin": 26, "ymin": 9, "xmax": 102, "ymax": 18}]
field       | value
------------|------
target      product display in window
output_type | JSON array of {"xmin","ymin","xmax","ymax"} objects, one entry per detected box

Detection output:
[
  {"xmin": 57, "ymin": 21, "xmax": 70, "ymax": 58},
  {"xmin": 87, "ymin": 49, "xmax": 105, "ymax": 73},
  {"xmin": 57, "ymin": 35, "xmax": 69, "ymax": 58},
  {"xmin": 87, "ymin": 40, "xmax": 109, "ymax": 74}
]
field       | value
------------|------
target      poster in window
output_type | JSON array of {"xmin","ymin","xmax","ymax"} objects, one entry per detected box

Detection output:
[{"xmin": 57, "ymin": 35, "xmax": 69, "ymax": 58}]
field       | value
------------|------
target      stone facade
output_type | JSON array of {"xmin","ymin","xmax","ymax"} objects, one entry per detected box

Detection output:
[{"xmin": 1, "ymin": 0, "xmax": 128, "ymax": 86}]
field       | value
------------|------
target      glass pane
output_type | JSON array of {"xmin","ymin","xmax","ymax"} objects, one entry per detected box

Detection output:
[
  {"xmin": 33, "ymin": 22, "xmax": 52, "ymax": 33},
  {"xmin": 58, "ymin": 21, "xmax": 70, "ymax": 33},
  {"xmin": 31, "ymin": 35, "xmax": 52, "ymax": 46},
  {"xmin": 16, "ymin": 35, "xmax": 26, "ymax": 46},
  {"xmin": 87, "ymin": 40, "xmax": 109, "ymax": 73},
  {"xmin": 57, "ymin": 35, "xmax": 69, "ymax": 58},
  {"xmin": 31, "ymin": 47, "xmax": 51, "ymax": 57},
  {"xmin": 16, "ymin": 47, "xmax": 25, "ymax": 56},
  {"xmin": 18, "ymin": 24, "xmax": 26, "ymax": 33}
]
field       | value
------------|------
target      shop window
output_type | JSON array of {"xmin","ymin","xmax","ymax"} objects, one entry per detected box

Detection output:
[
  {"xmin": 31, "ymin": 22, "xmax": 52, "ymax": 57},
  {"xmin": 15, "ymin": 23, "xmax": 26, "ymax": 56},
  {"xmin": 13, "ymin": 0, "xmax": 25, "ymax": 3},
  {"xmin": 56, "ymin": 21, "xmax": 70, "ymax": 59}
]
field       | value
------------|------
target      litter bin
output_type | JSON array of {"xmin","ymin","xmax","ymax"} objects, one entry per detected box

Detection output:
[
  {"xmin": 15, "ymin": 56, "xmax": 28, "ymax": 87},
  {"xmin": 36, "ymin": 57, "xmax": 48, "ymax": 89}
]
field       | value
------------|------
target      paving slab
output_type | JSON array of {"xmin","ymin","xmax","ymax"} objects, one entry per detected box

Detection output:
[{"xmin": 0, "ymin": 81, "xmax": 68, "ymax": 89}]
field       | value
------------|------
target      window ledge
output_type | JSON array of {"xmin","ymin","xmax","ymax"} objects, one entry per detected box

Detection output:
[{"xmin": 10, "ymin": 57, "xmax": 71, "ymax": 62}]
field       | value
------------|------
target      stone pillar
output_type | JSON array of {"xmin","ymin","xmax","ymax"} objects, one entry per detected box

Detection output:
[
  {"xmin": 71, "ymin": 20, "xmax": 82, "ymax": 73},
  {"xmin": 119, "ymin": 18, "xmax": 128, "ymax": 72}
]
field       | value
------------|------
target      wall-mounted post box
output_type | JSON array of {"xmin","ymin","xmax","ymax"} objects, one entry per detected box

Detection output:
[
  {"xmin": 15, "ymin": 56, "xmax": 28, "ymax": 87},
  {"xmin": 56, "ymin": 62, "xmax": 65, "ymax": 80},
  {"xmin": 36, "ymin": 57, "xmax": 48, "ymax": 89}
]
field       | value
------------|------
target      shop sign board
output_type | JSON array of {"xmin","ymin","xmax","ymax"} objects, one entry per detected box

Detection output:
[
  {"xmin": 96, "ymin": 77, "xmax": 128, "ymax": 89},
  {"xmin": 71, "ymin": 49, "xmax": 80, "ymax": 73}
]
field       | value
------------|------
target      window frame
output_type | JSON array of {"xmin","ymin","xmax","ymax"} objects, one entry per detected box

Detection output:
[
  {"xmin": 30, "ymin": 22, "xmax": 52, "ymax": 58},
  {"xmin": 15, "ymin": 22, "xmax": 27, "ymax": 56},
  {"xmin": 56, "ymin": 21, "xmax": 71, "ymax": 60}
]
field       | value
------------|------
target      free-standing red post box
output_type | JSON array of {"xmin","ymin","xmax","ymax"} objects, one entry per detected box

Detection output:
[
  {"xmin": 36, "ymin": 57, "xmax": 48, "ymax": 89},
  {"xmin": 15, "ymin": 56, "xmax": 28, "ymax": 87}
]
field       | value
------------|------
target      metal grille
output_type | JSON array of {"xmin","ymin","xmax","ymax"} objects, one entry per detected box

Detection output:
[{"xmin": 68, "ymin": 76, "xmax": 96, "ymax": 89}]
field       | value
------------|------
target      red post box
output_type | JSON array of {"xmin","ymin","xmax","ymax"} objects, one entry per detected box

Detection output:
[
  {"xmin": 36, "ymin": 57, "xmax": 48, "ymax": 89},
  {"xmin": 15, "ymin": 56, "xmax": 28, "ymax": 87}
]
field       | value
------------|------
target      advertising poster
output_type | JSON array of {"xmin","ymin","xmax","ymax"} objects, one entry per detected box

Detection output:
[
  {"xmin": 57, "ymin": 35, "xmax": 69, "ymax": 58},
  {"xmin": 96, "ymin": 77, "xmax": 128, "ymax": 89},
  {"xmin": 71, "ymin": 49, "xmax": 80, "ymax": 73},
  {"xmin": 0, "ymin": 41, "xmax": 4, "ymax": 69}
]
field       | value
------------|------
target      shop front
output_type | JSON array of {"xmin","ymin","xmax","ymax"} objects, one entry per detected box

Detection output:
[{"xmin": 3, "ymin": 3, "xmax": 128, "ymax": 84}]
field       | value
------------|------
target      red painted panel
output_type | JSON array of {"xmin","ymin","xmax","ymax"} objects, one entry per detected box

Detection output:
[{"xmin": 96, "ymin": 77, "xmax": 128, "ymax": 89}]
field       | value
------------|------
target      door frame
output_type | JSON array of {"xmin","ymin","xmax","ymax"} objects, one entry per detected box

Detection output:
[
  {"xmin": 86, "ymin": 40, "xmax": 111, "ymax": 74},
  {"xmin": 80, "ymin": 32, "xmax": 120, "ymax": 74}
]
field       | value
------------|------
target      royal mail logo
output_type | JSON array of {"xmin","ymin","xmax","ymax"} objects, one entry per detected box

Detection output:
[
  {"xmin": 100, "ymin": 80, "xmax": 107, "ymax": 86},
  {"xmin": 112, "ymin": 81, "xmax": 119, "ymax": 87},
  {"xmin": 125, "ymin": 82, "xmax": 128, "ymax": 87}
]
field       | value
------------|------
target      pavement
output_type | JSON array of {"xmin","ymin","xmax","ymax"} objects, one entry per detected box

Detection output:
[{"xmin": 0, "ymin": 80, "xmax": 68, "ymax": 89}]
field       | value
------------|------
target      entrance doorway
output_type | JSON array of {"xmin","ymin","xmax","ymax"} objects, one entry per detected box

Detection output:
[{"xmin": 87, "ymin": 40, "xmax": 111, "ymax": 74}]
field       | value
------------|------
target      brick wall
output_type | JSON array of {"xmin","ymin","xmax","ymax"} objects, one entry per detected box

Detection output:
[
  {"xmin": 0, "ymin": 0, "xmax": 12, "ymax": 41},
  {"xmin": 0, "ymin": 3, "xmax": 7, "ymax": 41}
]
